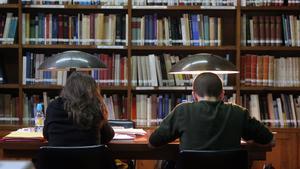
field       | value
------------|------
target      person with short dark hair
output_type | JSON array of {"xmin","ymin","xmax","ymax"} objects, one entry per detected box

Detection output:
[
  {"xmin": 149, "ymin": 73, "xmax": 274, "ymax": 168},
  {"xmin": 43, "ymin": 72, "xmax": 114, "ymax": 146}
]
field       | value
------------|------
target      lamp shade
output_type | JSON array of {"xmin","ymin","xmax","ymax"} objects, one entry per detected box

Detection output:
[
  {"xmin": 38, "ymin": 50, "xmax": 107, "ymax": 70},
  {"xmin": 169, "ymin": 53, "xmax": 238, "ymax": 74}
]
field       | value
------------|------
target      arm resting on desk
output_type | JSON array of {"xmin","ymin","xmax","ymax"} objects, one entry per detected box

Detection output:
[{"xmin": 245, "ymin": 137, "xmax": 275, "ymax": 147}]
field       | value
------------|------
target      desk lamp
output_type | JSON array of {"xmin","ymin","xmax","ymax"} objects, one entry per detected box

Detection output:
[
  {"xmin": 38, "ymin": 50, "xmax": 107, "ymax": 71},
  {"xmin": 169, "ymin": 53, "xmax": 238, "ymax": 75}
]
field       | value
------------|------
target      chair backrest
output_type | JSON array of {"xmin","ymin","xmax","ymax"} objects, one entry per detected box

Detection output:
[
  {"xmin": 37, "ymin": 145, "xmax": 115, "ymax": 169},
  {"xmin": 108, "ymin": 119, "xmax": 135, "ymax": 128},
  {"xmin": 177, "ymin": 149, "xmax": 248, "ymax": 169}
]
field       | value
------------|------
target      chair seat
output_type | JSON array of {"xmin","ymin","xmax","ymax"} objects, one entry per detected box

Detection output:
[
  {"xmin": 36, "ymin": 145, "xmax": 115, "ymax": 169},
  {"xmin": 177, "ymin": 149, "xmax": 248, "ymax": 169}
]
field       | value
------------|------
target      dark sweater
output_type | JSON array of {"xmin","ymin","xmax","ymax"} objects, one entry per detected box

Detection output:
[
  {"xmin": 43, "ymin": 97, "xmax": 115, "ymax": 146},
  {"xmin": 149, "ymin": 101, "xmax": 273, "ymax": 150}
]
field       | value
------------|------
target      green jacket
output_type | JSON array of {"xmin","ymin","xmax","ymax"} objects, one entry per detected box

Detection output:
[{"xmin": 149, "ymin": 101, "xmax": 273, "ymax": 150}]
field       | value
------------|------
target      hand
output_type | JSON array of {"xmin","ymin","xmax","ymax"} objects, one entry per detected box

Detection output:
[{"xmin": 244, "ymin": 139, "xmax": 275, "ymax": 147}]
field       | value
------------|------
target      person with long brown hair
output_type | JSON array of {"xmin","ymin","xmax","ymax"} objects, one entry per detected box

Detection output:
[{"xmin": 43, "ymin": 72, "xmax": 114, "ymax": 146}]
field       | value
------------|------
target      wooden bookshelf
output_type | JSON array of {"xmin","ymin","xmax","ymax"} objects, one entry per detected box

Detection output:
[
  {"xmin": 0, "ymin": 44, "xmax": 18, "ymax": 48},
  {"xmin": 0, "ymin": 4, "xmax": 18, "ymax": 8},
  {"xmin": 0, "ymin": 1, "xmax": 300, "ymax": 168},
  {"xmin": 240, "ymin": 86, "xmax": 300, "ymax": 91},
  {"xmin": 23, "ymin": 4, "xmax": 128, "ymax": 9},
  {"xmin": 131, "ymin": 46, "xmax": 236, "ymax": 51},
  {"xmin": 0, "ymin": 0, "xmax": 299, "ymax": 125},
  {"xmin": 241, "ymin": 6, "xmax": 300, "ymax": 11},
  {"xmin": 240, "ymin": 46, "xmax": 300, "ymax": 51},
  {"xmin": 0, "ymin": 84, "xmax": 19, "ymax": 89},
  {"xmin": 22, "ymin": 44, "xmax": 128, "ymax": 50}
]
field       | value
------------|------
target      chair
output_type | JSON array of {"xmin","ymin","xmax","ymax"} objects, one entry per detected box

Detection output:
[
  {"xmin": 36, "ymin": 145, "xmax": 116, "ymax": 169},
  {"xmin": 108, "ymin": 119, "xmax": 135, "ymax": 128},
  {"xmin": 177, "ymin": 149, "xmax": 248, "ymax": 169}
]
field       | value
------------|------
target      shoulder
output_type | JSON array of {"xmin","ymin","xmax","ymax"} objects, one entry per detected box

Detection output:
[
  {"xmin": 49, "ymin": 97, "xmax": 63, "ymax": 105},
  {"xmin": 47, "ymin": 97, "xmax": 65, "ymax": 111},
  {"xmin": 171, "ymin": 102, "xmax": 196, "ymax": 117},
  {"xmin": 173, "ymin": 102, "xmax": 193, "ymax": 111},
  {"xmin": 223, "ymin": 102, "xmax": 249, "ymax": 116},
  {"xmin": 224, "ymin": 102, "xmax": 247, "ymax": 110}
]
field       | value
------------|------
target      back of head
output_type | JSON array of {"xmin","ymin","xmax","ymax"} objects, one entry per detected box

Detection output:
[
  {"xmin": 61, "ymin": 72, "xmax": 102, "ymax": 129},
  {"xmin": 193, "ymin": 73, "xmax": 223, "ymax": 98}
]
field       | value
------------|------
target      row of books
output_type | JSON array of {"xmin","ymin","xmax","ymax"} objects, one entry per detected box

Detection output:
[
  {"xmin": 132, "ymin": 93, "xmax": 236, "ymax": 126},
  {"xmin": 3, "ymin": 0, "xmax": 300, "ymax": 6},
  {"xmin": 241, "ymin": 14, "xmax": 300, "ymax": 47},
  {"xmin": 133, "ymin": 94, "xmax": 192, "ymax": 126},
  {"xmin": 241, "ymin": 0, "xmax": 300, "ymax": 6},
  {"xmin": 132, "ymin": 0, "xmax": 236, "ymax": 6},
  {"xmin": 241, "ymin": 93, "xmax": 300, "ymax": 127},
  {"xmin": 22, "ymin": 13, "xmax": 128, "ymax": 46},
  {"xmin": 0, "ymin": 13, "xmax": 18, "ymax": 45},
  {"xmin": 92, "ymin": 54, "xmax": 128, "ymax": 86},
  {"xmin": 22, "ymin": 0, "xmax": 127, "ymax": 5},
  {"xmin": 132, "ymin": 54, "xmax": 193, "ymax": 87},
  {"xmin": 23, "ymin": 52, "xmax": 128, "ymax": 86},
  {"xmin": 4, "ymin": 93, "xmax": 300, "ymax": 127},
  {"xmin": 131, "ymin": 54, "xmax": 230, "ymax": 87},
  {"xmin": 0, "ymin": 94, "xmax": 19, "ymax": 124},
  {"xmin": 240, "ymin": 54, "xmax": 300, "ymax": 87},
  {"xmin": 16, "ymin": 91, "xmax": 235, "ymax": 127},
  {"xmin": 103, "ymin": 94, "xmax": 128, "ymax": 120},
  {"xmin": 3, "ymin": 12, "xmax": 299, "ymax": 47},
  {"xmin": 22, "ymin": 51, "xmax": 233, "ymax": 87},
  {"xmin": 8, "ymin": 0, "xmax": 237, "ymax": 6},
  {"xmin": 132, "ymin": 14, "xmax": 222, "ymax": 46},
  {"xmin": 23, "ymin": 52, "xmax": 62, "ymax": 85}
]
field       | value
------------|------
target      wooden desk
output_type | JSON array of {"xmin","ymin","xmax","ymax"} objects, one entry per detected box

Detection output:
[{"xmin": 0, "ymin": 131, "xmax": 272, "ymax": 162}]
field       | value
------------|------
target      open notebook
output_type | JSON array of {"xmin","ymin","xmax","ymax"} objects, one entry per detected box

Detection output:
[{"xmin": 1, "ymin": 128, "xmax": 44, "ymax": 142}]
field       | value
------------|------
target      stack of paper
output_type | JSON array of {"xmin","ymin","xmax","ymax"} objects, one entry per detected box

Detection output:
[
  {"xmin": 112, "ymin": 128, "xmax": 146, "ymax": 140},
  {"xmin": 113, "ymin": 128, "xmax": 147, "ymax": 135},
  {"xmin": 113, "ymin": 133, "xmax": 136, "ymax": 140}
]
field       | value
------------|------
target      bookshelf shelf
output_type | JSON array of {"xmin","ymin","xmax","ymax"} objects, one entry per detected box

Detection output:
[
  {"xmin": 131, "ymin": 46, "xmax": 236, "ymax": 51},
  {"xmin": 22, "ymin": 45, "xmax": 128, "ymax": 50},
  {"xmin": 240, "ymin": 46, "xmax": 300, "ymax": 51},
  {"xmin": 132, "ymin": 5, "xmax": 236, "ymax": 10},
  {"xmin": 0, "ymin": 4, "xmax": 18, "ymax": 8},
  {"xmin": 100, "ymin": 86, "xmax": 128, "ymax": 91},
  {"xmin": 23, "ymin": 4, "xmax": 128, "ymax": 9},
  {"xmin": 241, "ymin": 6, "xmax": 300, "ymax": 11},
  {"xmin": 21, "ymin": 85, "xmax": 129, "ymax": 91},
  {"xmin": 240, "ymin": 86, "xmax": 300, "ymax": 91},
  {"xmin": 0, "ymin": 45, "xmax": 19, "ymax": 48},
  {"xmin": 0, "ymin": 84, "xmax": 19, "ymax": 89},
  {"xmin": 22, "ymin": 85, "xmax": 63, "ymax": 90},
  {"xmin": 132, "ymin": 86, "xmax": 236, "ymax": 91},
  {"xmin": 0, "ymin": 124, "xmax": 29, "ymax": 130}
]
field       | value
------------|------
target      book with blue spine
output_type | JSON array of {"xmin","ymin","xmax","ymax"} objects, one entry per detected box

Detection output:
[
  {"xmin": 191, "ymin": 14, "xmax": 200, "ymax": 46},
  {"xmin": 157, "ymin": 95, "xmax": 163, "ymax": 123}
]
